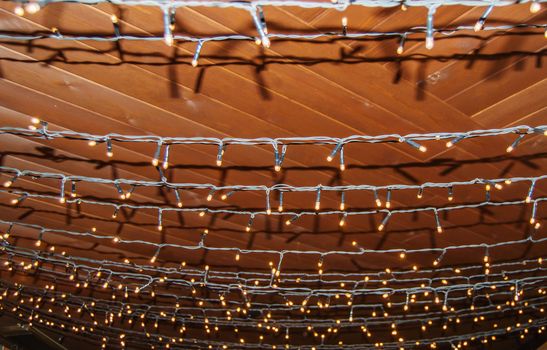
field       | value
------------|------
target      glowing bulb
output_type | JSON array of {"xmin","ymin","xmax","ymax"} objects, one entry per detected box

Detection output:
[
  {"xmin": 437, "ymin": 226, "xmax": 443, "ymax": 233},
  {"xmin": 396, "ymin": 45, "xmax": 404, "ymax": 55},
  {"xmin": 375, "ymin": 199, "xmax": 382, "ymax": 207},
  {"xmin": 274, "ymin": 165, "xmax": 281, "ymax": 172},
  {"xmin": 88, "ymin": 140, "xmax": 96, "ymax": 147},
  {"xmin": 341, "ymin": 17, "xmax": 348, "ymax": 27},
  {"xmin": 315, "ymin": 201, "xmax": 320, "ymax": 211},
  {"xmin": 474, "ymin": 21, "xmax": 482, "ymax": 32},
  {"xmin": 419, "ymin": 146, "xmax": 427, "ymax": 152},
  {"xmin": 425, "ymin": 37, "xmax": 434, "ymax": 50},
  {"xmin": 164, "ymin": 33, "xmax": 174, "ymax": 47},
  {"xmin": 191, "ymin": 59, "xmax": 198, "ymax": 67},
  {"xmin": 14, "ymin": 5, "xmax": 24, "ymax": 16},
  {"xmin": 3, "ymin": 181, "xmax": 12, "ymax": 188},
  {"xmin": 152, "ymin": 158, "xmax": 159, "ymax": 166},
  {"xmin": 25, "ymin": 2, "xmax": 40, "ymax": 14},
  {"xmin": 530, "ymin": 1, "xmax": 541, "ymax": 13},
  {"xmin": 216, "ymin": 159, "xmax": 222, "ymax": 167},
  {"xmin": 378, "ymin": 224, "xmax": 384, "ymax": 231}
]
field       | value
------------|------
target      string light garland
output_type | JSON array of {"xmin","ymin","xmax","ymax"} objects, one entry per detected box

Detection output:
[
  {"xmin": 1, "ymin": 124, "xmax": 545, "ymax": 169},
  {"xmin": 0, "ymin": 121, "xmax": 547, "ymax": 350},
  {"xmin": 1, "ymin": 165, "xmax": 544, "ymax": 209},
  {"xmin": 6, "ymin": 0, "xmax": 546, "ymax": 55},
  {"xmin": 3, "ymin": 284, "xmax": 543, "ymax": 348},
  {"xmin": 4, "ymin": 292, "xmax": 545, "ymax": 350},
  {"xmin": 1, "ymin": 215, "xmax": 545, "ymax": 270},
  {"xmin": 2, "ymin": 187, "xmax": 544, "ymax": 238}
]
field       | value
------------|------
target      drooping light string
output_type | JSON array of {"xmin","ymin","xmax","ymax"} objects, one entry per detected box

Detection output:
[
  {"xmin": 191, "ymin": 40, "xmax": 204, "ymax": 67},
  {"xmin": 59, "ymin": 178, "xmax": 66, "ymax": 203},
  {"xmin": 114, "ymin": 182, "xmax": 125, "ymax": 199},
  {"xmin": 152, "ymin": 141, "xmax": 162, "ymax": 167},
  {"xmin": 251, "ymin": 5, "xmax": 270, "ymax": 48},
  {"xmin": 446, "ymin": 135, "xmax": 466, "ymax": 148},
  {"xmin": 474, "ymin": 4, "xmax": 495, "ymax": 32},
  {"xmin": 402, "ymin": 138, "xmax": 427, "ymax": 152},
  {"xmin": 339, "ymin": 191, "xmax": 346, "ymax": 210},
  {"xmin": 425, "ymin": 6, "xmax": 437, "ymax": 50},
  {"xmin": 216, "ymin": 142, "xmax": 225, "ymax": 167},
  {"xmin": 506, "ymin": 134, "xmax": 526, "ymax": 153},
  {"xmin": 162, "ymin": 144, "xmax": 170, "ymax": 169},
  {"xmin": 274, "ymin": 144, "xmax": 287, "ymax": 172},
  {"xmin": 162, "ymin": 7, "xmax": 174, "ymax": 47},
  {"xmin": 111, "ymin": 14, "xmax": 121, "ymax": 37},
  {"xmin": 314, "ymin": 186, "xmax": 322, "ymax": 211},
  {"xmin": 434, "ymin": 209, "xmax": 442, "ymax": 233},
  {"xmin": 377, "ymin": 212, "xmax": 391, "ymax": 231},
  {"xmin": 397, "ymin": 33, "xmax": 406, "ymax": 55},
  {"xmin": 258, "ymin": 6, "xmax": 268, "ymax": 35},
  {"xmin": 243, "ymin": 214, "xmax": 254, "ymax": 233},
  {"xmin": 266, "ymin": 190, "xmax": 272, "ymax": 215},
  {"xmin": 278, "ymin": 191, "xmax": 284, "ymax": 212},
  {"xmin": 106, "ymin": 138, "xmax": 113, "ymax": 157},
  {"xmin": 2, "ymin": 125, "xmax": 544, "ymax": 162},
  {"xmin": 174, "ymin": 188, "xmax": 183, "ymax": 207},
  {"xmin": 3, "ymin": 173, "xmax": 18, "ymax": 188},
  {"xmin": 525, "ymin": 181, "xmax": 536, "ymax": 203},
  {"xmin": 157, "ymin": 209, "xmax": 163, "ymax": 231}
]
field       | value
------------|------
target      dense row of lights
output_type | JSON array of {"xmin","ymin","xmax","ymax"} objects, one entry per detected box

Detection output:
[{"xmin": 1, "ymin": 120, "xmax": 545, "ymax": 347}]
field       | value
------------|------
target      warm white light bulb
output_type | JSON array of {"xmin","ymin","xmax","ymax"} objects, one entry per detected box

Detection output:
[
  {"xmin": 425, "ymin": 37, "xmax": 434, "ymax": 50},
  {"xmin": 530, "ymin": 1, "xmax": 541, "ymax": 13},
  {"xmin": 14, "ymin": 5, "xmax": 25, "ymax": 16}
]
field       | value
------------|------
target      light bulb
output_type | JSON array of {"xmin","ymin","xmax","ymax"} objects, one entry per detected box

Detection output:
[
  {"xmin": 164, "ymin": 33, "xmax": 174, "ymax": 47},
  {"xmin": 425, "ymin": 37, "xmax": 434, "ymax": 50},
  {"xmin": 25, "ymin": 2, "xmax": 40, "ymax": 14},
  {"xmin": 530, "ymin": 1, "xmax": 541, "ymax": 13},
  {"xmin": 14, "ymin": 5, "xmax": 24, "ymax": 16}
]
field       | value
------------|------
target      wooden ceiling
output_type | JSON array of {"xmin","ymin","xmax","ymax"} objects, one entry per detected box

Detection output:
[{"xmin": 0, "ymin": 0, "xmax": 545, "ymax": 349}]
